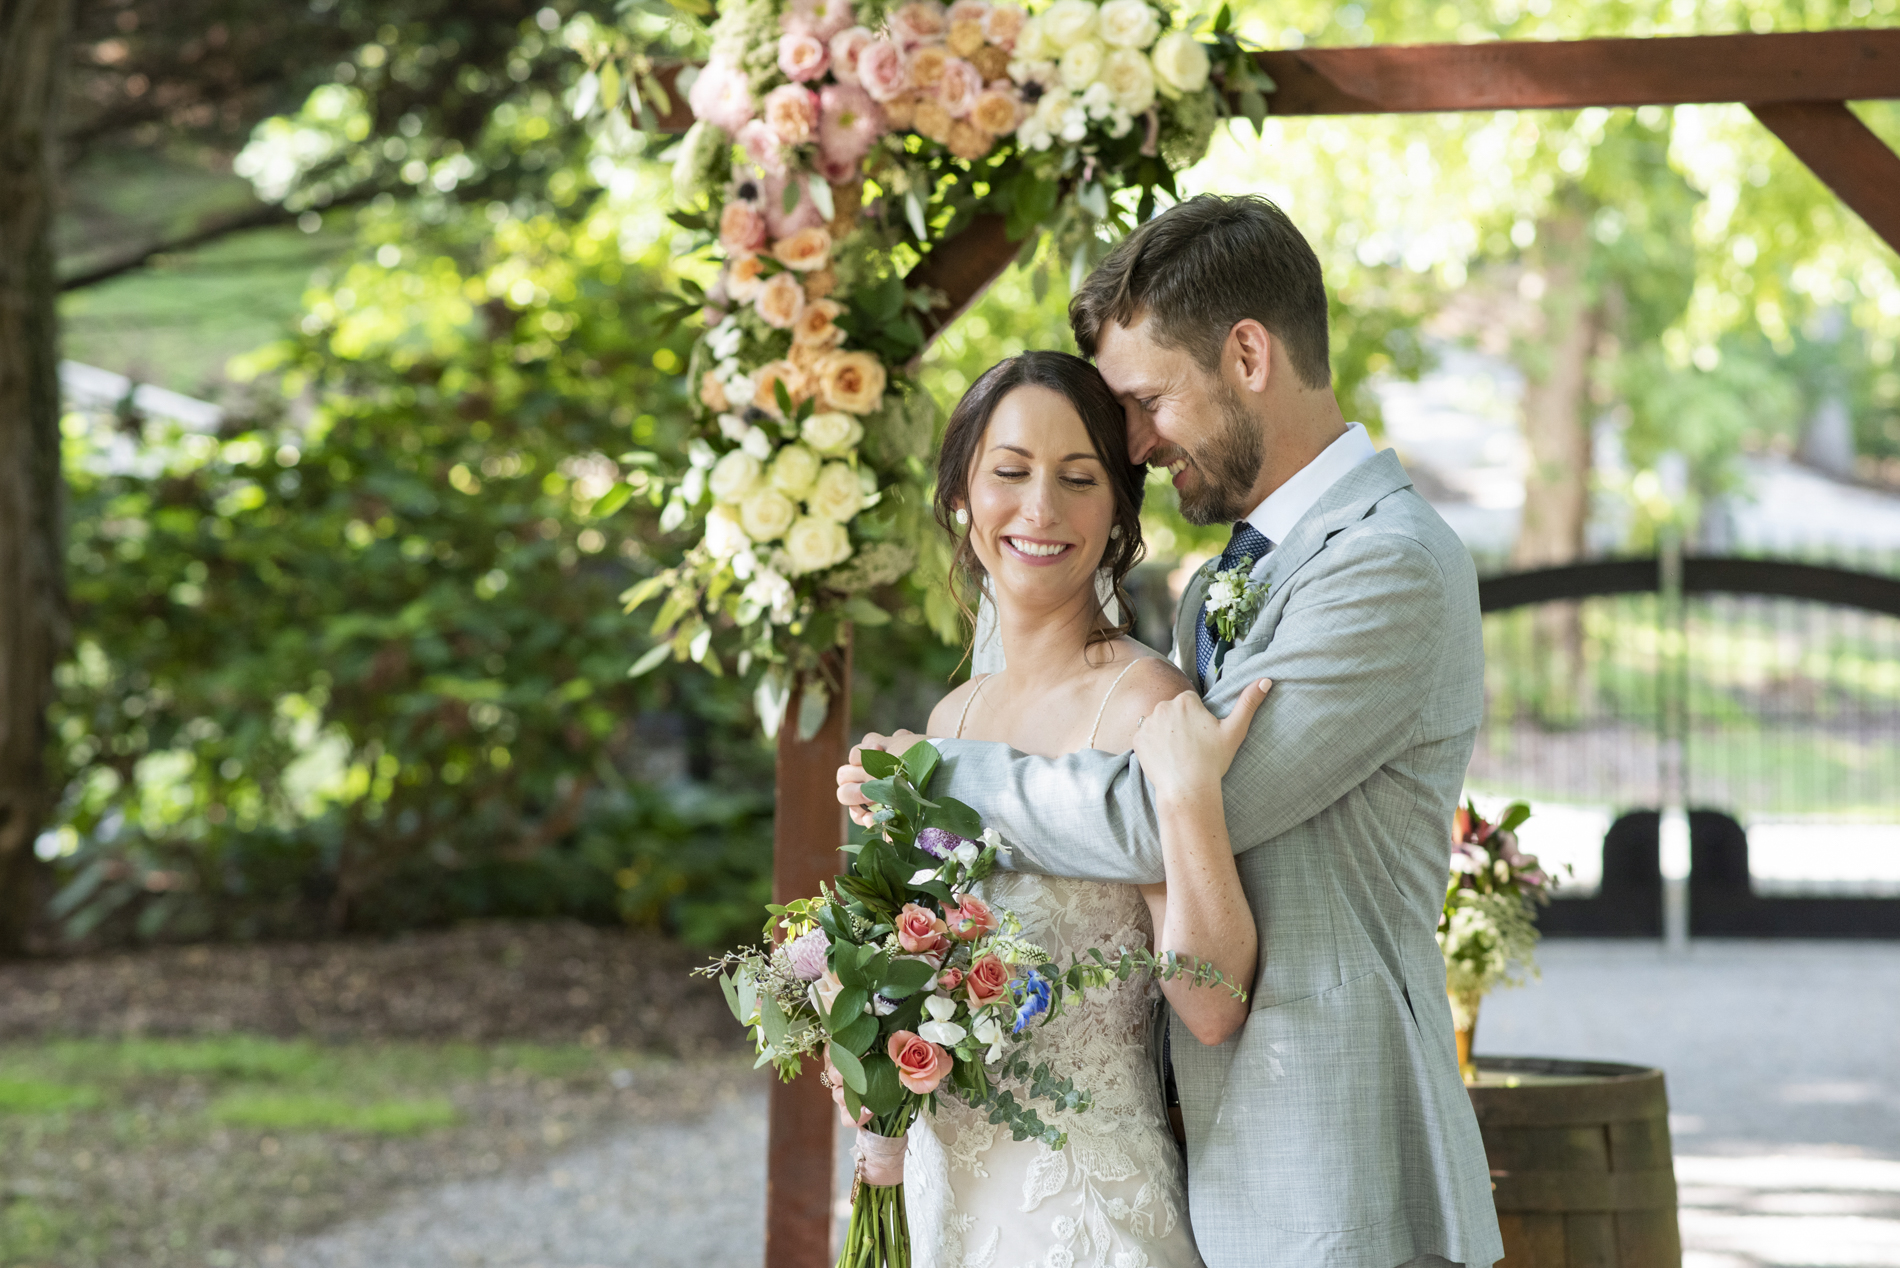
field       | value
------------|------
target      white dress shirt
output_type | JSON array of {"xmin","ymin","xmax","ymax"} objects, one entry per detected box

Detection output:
[{"xmin": 1242, "ymin": 421, "xmax": 1377, "ymax": 545}]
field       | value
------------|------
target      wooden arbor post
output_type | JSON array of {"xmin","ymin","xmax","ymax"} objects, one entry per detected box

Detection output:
[{"xmin": 646, "ymin": 27, "xmax": 1900, "ymax": 1266}]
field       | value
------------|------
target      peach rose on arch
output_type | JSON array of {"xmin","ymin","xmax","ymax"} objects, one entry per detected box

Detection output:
[
  {"xmin": 887, "ymin": 1030, "xmax": 952, "ymax": 1094},
  {"xmin": 814, "ymin": 349, "xmax": 887, "ymax": 414},
  {"xmin": 763, "ymin": 83, "xmax": 821, "ymax": 145},
  {"xmin": 718, "ymin": 202, "xmax": 767, "ymax": 253},
  {"xmin": 774, "ymin": 226, "xmax": 833, "ymax": 272},
  {"xmin": 725, "ymin": 251, "xmax": 767, "ymax": 302},
  {"xmin": 935, "ymin": 58, "xmax": 984, "ymax": 117},
  {"xmin": 753, "ymin": 358, "xmax": 812, "ymax": 416},
  {"xmin": 970, "ymin": 86, "xmax": 1020, "ymax": 135},
  {"xmin": 792, "ymin": 298, "xmax": 847, "ymax": 349},
  {"xmin": 856, "ymin": 38, "xmax": 908, "ymax": 102},
  {"xmin": 755, "ymin": 271, "xmax": 806, "ymax": 330}
]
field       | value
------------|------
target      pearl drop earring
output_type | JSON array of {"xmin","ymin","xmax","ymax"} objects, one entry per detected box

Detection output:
[
  {"xmin": 1110, "ymin": 524, "xmax": 1123, "ymax": 539},
  {"xmin": 954, "ymin": 507, "xmax": 969, "ymax": 527}
]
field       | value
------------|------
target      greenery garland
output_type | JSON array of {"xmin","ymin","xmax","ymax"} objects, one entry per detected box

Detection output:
[{"xmin": 622, "ymin": 0, "xmax": 1265, "ymax": 735}]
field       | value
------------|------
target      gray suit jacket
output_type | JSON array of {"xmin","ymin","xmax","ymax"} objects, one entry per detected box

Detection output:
[{"xmin": 932, "ymin": 450, "xmax": 1503, "ymax": 1268}]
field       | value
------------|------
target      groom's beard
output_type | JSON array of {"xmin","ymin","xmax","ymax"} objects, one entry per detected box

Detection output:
[{"xmin": 1174, "ymin": 380, "xmax": 1265, "ymax": 526}]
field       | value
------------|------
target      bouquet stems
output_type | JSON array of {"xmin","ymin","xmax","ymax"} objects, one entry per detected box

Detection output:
[{"xmin": 839, "ymin": 1177, "xmax": 909, "ymax": 1268}]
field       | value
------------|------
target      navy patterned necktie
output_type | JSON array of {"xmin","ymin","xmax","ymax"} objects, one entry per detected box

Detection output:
[{"xmin": 1195, "ymin": 520, "xmax": 1272, "ymax": 689}]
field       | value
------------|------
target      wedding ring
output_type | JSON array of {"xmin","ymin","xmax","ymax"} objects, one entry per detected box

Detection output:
[{"xmin": 818, "ymin": 1070, "xmax": 832, "ymax": 1089}]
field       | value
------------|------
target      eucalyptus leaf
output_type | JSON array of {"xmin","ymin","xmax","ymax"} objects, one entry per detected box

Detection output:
[{"xmin": 829, "ymin": 1041, "xmax": 867, "ymax": 1093}]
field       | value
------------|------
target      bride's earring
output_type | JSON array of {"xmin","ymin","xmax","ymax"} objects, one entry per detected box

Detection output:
[
  {"xmin": 954, "ymin": 507, "xmax": 969, "ymax": 528},
  {"xmin": 1110, "ymin": 524, "xmax": 1123, "ymax": 540}
]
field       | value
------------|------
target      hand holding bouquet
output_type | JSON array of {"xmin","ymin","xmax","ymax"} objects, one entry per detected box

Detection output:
[{"xmin": 703, "ymin": 740, "xmax": 1244, "ymax": 1267}]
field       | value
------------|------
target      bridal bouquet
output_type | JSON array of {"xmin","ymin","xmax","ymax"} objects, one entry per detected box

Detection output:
[{"xmin": 703, "ymin": 741, "xmax": 1241, "ymax": 1268}]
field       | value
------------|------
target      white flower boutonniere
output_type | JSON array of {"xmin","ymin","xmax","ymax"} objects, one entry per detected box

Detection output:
[{"xmin": 1203, "ymin": 555, "xmax": 1268, "ymax": 646}]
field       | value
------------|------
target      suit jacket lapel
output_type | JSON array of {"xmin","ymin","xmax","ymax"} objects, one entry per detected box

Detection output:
[{"xmin": 1172, "ymin": 563, "xmax": 1214, "ymax": 676}]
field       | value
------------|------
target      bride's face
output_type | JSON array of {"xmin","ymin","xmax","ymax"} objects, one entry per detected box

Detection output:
[{"xmin": 962, "ymin": 384, "xmax": 1115, "ymax": 613}]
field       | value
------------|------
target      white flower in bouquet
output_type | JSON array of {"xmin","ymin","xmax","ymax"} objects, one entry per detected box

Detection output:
[
  {"xmin": 770, "ymin": 442, "xmax": 822, "ymax": 498},
  {"xmin": 801, "ymin": 410, "xmax": 863, "ymax": 457},
  {"xmin": 1040, "ymin": 0, "xmax": 1097, "ymax": 50},
  {"xmin": 1150, "ymin": 28, "xmax": 1210, "ymax": 96},
  {"xmin": 784, "ymin": 515, "xmax": 853, "ymax": 573},
  {"xmin": 709, "ymin": 449, "xmax": 764, "ymax": 503},
  {"xmin": 742, "ymin": 427, "xmax": 776, "ymax": 462},
  {"xmin": 917, "ymin": 994, "xmax": 968, "ymax": 1046},
  {"xmin": 1058, "ymin": 38, "xmax": 1105, "ymax": 90},
  {"xmin": 1095, "ymin": 0, "xmax": 1159, "ymax": 48},
  {"xmin": 687, "ymin": 438, "xmax": 718, "ymax": 469},
  {"xmin": 715, "ymin": 412, "xmax": 750, "ymax": 443},
  {"xmin": 725, "ymin": 373, "xmax": 757, "ymax": 409},
  {"xmin": 740, "ymin": 487, "xmax": 798, "ymax": 541},
  {"xmin": 808, "ymin": 461, "xmax": 865, "ymax": 522},
  {"xmin": 1100, "ymin": 47, "xmax": 1156, "ymax": 114},
  {"xmin": 705, "ymin": 505, "xmax": 751, "ymax": 559}
]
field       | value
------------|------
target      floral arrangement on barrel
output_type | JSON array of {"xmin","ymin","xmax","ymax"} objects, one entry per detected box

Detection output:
[
  {"xmin": 1437, "ymin": 799, "xmax": 1564, "ymax": 1084},
  {"xmin": 626, "ymin": 0, "xmax": 1269, "ymax": 736},
  {"xmin": 702, "ymin": 742, "xmax": 1243, "ymax": 1267}
]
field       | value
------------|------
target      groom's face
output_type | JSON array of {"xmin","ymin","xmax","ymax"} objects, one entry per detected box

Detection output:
[{"xmin": 1094, "ymin": 317, "xmax": 1265, "ymax": 527}]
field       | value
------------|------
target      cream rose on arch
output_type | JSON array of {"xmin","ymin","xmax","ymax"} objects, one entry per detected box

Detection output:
[
  {"xmin": 808, "ymin": 461, "xmax": 865, "ymax": 522},
  {"xmin": 1150, "ymin": 28, "xmax": 1210, "ymax": 95},
  {"xmin": 770, "ymin": 443, "xmax": 823, "ymax": 498},
  {"xmin": 1100, "ymin": 47, "xmax": 1156, "ymax": 114},
  {"xmin": 802, "ymin": 410, "xmax": 863, "ymax": 456},
  {"xmin": 709, "ymin": 450, "xmax": 764, "ymax": 503},
  {"xmin": 740, "ymin": 487, "xmax": 799, "ymax": 542},
  {"xmin": 1095, "ymin": 0, "xmax": 1160, "ymax": 48},
  {"xmin": 785, "ymin": 515, "xmax": 853, "ymax": 574},
  {"xmin": 1040, "ymin": 0, "xmax": 1097, "ymax": 50},
  {"xmin": 1058, "ymin": 38, "xmax": 1105, "ymax": 91}
]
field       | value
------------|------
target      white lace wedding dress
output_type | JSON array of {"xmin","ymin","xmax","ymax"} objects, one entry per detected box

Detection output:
[{"xmin": 902, "ymin": 869, "xmax": 1204, "ymax": 1268}]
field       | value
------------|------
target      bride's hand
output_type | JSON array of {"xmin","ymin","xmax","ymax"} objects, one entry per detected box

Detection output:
[
  {"xmin": 1131, "ymin": 679, "xmax": 1272, "ymax": 801},
  {"xmin": 836, "ymin": 730, "xmax": 928, "ymax": 827},
  {"xmin": 823, "ymin": 1048, "xmax": 873, "ymax": 1129}
]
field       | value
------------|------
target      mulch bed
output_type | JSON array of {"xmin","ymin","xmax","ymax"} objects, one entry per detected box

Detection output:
[{"xmin": 0, "ymin": 920, "xmax": 744, "ymax": 1056}]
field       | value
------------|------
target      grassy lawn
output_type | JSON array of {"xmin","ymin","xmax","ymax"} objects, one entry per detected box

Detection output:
[{"xmin": 0, "ymin": 1034, "xmax": 700, "ymax": 1267}]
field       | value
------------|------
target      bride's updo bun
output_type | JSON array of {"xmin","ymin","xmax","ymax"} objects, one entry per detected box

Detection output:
[{"xmin": 934, "ymin": 350, "xmax": 1146, "ymax": 650}]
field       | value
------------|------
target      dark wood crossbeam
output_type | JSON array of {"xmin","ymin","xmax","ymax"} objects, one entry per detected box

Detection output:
[
  {"xmin": 1750, "ymin": 100, "xmax": 1900, "ymax": 251},
  {"xmin": 1257, "ymin": 28, "xmax": 1900, "ymax": 115}
]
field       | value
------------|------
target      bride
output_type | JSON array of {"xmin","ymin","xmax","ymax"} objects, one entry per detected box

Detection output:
[{"xmin": 834, "ymin": 350, "xmax": 1270, "ymax": 1268}]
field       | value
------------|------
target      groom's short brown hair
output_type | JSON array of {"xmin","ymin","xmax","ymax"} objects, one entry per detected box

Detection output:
[{"xmin": 1070, "ymin": 194, "xmax": 1331, "ymax": 390}]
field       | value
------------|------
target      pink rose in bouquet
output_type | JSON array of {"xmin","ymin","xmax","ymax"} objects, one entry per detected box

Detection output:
[
  {"xmin": 888, "ymin": 1030, "xmax": 952, "ymax": 1093},
  {"xmin": 764, "ymin": 83, "xmax": 821, "ymax": 145},
  {"xmin": 856, "ymin": 38, "xmax": 908, "ymax": 101},
  {"xmin": 782, "ymin": 0, "xmax": 855, "ymax": 41},
  {"xmin": 895, "ymin": 902, "xmax": 949, "ymax": 955},
  {"xmin": 687, "ymin": 59, "xmax": 756, "ymax": 134},
  {"xmin": 943, "ymin": 893, "xmax": 998, "ymax": 939},
  {"xmin": 965, "ymin": 952, "xmax": 1013, "ymax": 1006},
  {"xmin": 889, "ymin": 0, "xmax": 947, "ymax": 47},
  {"xmin": 829, "ymin": 26, "xmax": 875, "ymax": 84},
  {"xmin": 937, "ymin": 966, "xmax": 964, "ymax": 991},
  {"xmin": 779, "ymin": 30, "xmax": 829, "ymax": 81}
]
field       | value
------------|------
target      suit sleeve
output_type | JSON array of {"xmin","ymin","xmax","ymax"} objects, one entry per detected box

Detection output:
[{"xmin": 930, "ymin": 531, "xmax": 1450, "ymax": 883}]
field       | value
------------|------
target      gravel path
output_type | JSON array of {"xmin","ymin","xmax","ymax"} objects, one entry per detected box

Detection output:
[{"xmin": 263, "ymin": 940, "xmax": 1899, "ymax": 1268}]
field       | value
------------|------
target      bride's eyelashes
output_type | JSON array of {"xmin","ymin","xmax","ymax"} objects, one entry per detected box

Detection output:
[{"xmin": 987, "ymin": 466, "xmax": 1101, "ymax": 489}]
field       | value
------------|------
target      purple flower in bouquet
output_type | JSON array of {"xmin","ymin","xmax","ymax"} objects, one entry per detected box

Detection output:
[
  {"xmin": 915, "ymin": 827, "xmax": 973, "ymax": 859},
  {"xmin": 785, "ymin": 927, "xmax": 831, "ymax": 981}
]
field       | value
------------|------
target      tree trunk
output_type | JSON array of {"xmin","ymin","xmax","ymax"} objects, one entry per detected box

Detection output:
[
  {"xmin": 1512, "ymin": 204, "xmax": 1598, "ymax": 571},
  {"xmin": 0, "ymin": 0, "xmax": 75, "ymax": 955}
]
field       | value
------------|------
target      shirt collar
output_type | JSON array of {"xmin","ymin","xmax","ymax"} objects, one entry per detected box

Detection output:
[{"xmin": 1243, "ymin": 422, "xmax": 1377, "ymax": 545}]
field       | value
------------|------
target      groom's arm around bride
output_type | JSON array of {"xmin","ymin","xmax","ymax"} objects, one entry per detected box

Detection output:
[{"xmin": 844, "ymin": 196, "xmax": 1503, "ymax": 1268}]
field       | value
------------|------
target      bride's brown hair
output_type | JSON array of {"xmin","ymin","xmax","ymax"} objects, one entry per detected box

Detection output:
[{"xmin": 933, "ymin": 351, "xmax": 1147, "ymax": 653}]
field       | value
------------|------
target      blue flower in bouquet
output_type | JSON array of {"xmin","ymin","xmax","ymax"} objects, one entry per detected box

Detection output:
[{"xmin": 1011, "ymin": 972, "xmax": 1052, "ymax": 1034}]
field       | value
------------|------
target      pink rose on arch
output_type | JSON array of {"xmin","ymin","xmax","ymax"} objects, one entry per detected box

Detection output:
[
  {"xmin": 856, "ymin": 38, "xmax": 908, "ymax": 102},
  {"xmin": 718, "ymin": 200, "xmax": 768, "ymax": 253},
  {"xmin": 778, "ymin": 30, "xmax": 829, "ymax": 81},
  {"xmin": 934, "ymin": 57, "xmax": 983, "ymax": 117},
  {"xmin": 816, "ymin": 152, "xmax": 860, "ymax": 184},
  {"xmin": 829, "ymin": 26, "xmax": 875, "ymax": 85},
  {"xmin": 764, "ymin": 83, "xmax": 821, "ymax": 146},
  {"xmin": 782, "ymin": 0, "xmax": 855, "ymax": 41},
  {"xmin": 737, "ymin": 119, "xmax": 789, "ymax": 177},
  {"xmin": 943, "ymin": 893, "xmax": 998, "ymax": 940},
  {"xmin": 887, "ymin": 1030, "xmax": 952, "ymax": 1094},
  {"xmin": 895, "ymin": 902, "xmax": 950, "ymax": 955},
  {"xmin": 982, "ymin": 2, "xmax": 1025, "ymax": 48},
  {"xmin": 764, "ymin": 173, "xmax": 828, "ymax": 238},
  {"xmin": 819, "ymin": 83, "xmax": 886, "ymax": 165},
  {"xmin": 889, "ymin": 0, "xmax": 947, "ymax": 47},
  {"xmin": 686, "ymin": 58, "xmax": 755, "ymax": 134},
  {"xmin": 947, "ymin": 0, "xmax": 991, "ymax": 26}
]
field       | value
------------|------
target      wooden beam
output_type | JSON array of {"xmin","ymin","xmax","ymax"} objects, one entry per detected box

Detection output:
[
  {"xmin": 646, "ymin": 62, "xmax": 695, "ymax": 133},
  {"xmin": 908, "ymin": 212, "xmax": 1024, "ymax": 353},
  {"xmin": 765, "ymin": 642, "xmax": 851, "ymax": 1268},
  {"xmin": 1749, "ymin": 100, "xmax": 1900, "ymax": 254},
  {"xmin": 1258, "ymin": 29, "xmax": 1900, "ymax": 115}
]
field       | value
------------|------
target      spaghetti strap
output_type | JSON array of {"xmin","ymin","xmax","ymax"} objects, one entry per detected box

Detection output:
[
  {"xmin": 1086, "ymin": 659, "xmax": 1144, "ymax": 749},
  {"xmin": 955, "ymin": 673, "xmax": 992, "ymax": 739}
]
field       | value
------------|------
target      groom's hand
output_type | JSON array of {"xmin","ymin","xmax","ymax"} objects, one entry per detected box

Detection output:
[{"xmin": 837, "ymin": 730, "xmax": 928, "ymax": 827}]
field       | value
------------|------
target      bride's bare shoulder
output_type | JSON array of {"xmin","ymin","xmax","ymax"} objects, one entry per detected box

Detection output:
[
  {"xmin": 1092, "ymin": 643, "xmax": 1193, "ymax": 752},
  {"xmin": 925, "ymin": 674, "xmax": 987, "ymax": 738}
]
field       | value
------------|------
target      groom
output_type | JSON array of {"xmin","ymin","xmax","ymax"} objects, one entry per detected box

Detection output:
[{"xmin": 841, "ymin": 194, "xmax": 1502, "ymax": 1268}]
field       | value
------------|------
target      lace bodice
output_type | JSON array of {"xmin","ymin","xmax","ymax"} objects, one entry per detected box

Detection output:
[{"xmin": 905, "ymin": 871, "xmax": 1203, "ymax": 1268}]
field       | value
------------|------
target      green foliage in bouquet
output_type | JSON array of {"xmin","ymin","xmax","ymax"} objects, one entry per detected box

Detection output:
[{"xmin": 1437, "ymin": 799, "xmax": 1564, "ymax": 1031}]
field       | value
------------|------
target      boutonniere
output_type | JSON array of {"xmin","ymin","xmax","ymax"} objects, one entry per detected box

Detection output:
[{"xmin": 1203, "ymin": 556, "xmax": 1269, "ymax": 645}]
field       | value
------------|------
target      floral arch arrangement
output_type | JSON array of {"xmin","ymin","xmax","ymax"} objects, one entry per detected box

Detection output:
[{"xmin": 625, "ymin": 0, "xmax": 1268, "ymax": 735}]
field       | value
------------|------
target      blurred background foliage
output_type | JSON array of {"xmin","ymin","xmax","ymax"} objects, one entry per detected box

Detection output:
[{"xmin": 39, "ymin": 0, "xmax": 1900, "ymax": 948}]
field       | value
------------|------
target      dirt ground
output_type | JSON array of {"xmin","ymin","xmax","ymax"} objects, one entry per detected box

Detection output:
[{"xmin": 0, "ymin": 920, "xmax": 744, "ymax": 1055}]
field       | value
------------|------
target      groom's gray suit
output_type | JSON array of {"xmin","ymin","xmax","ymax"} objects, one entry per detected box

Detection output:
[{"xmin": 932, "ymin": 449, "xmax": 1504, "ymax": 1268}]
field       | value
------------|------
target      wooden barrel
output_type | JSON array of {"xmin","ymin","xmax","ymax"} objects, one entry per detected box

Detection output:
[{"xmin": 1467, "ymin": 1056, "xmax": 1681, "ymax": 1268}]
